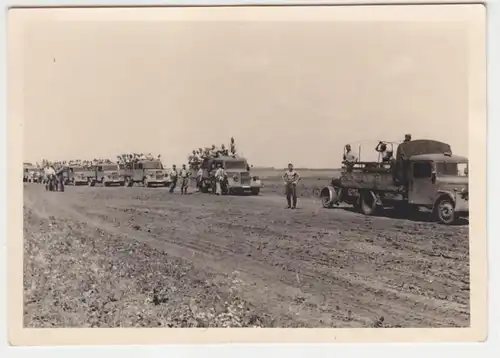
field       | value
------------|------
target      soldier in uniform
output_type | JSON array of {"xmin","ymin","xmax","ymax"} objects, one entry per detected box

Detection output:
[
  {"xmin": 282, "ymin": 163, "xmax": 300, "ymax": 209},
  {"xmin": 343, "ymin": 144, "xmax": 358, "ymax": 172},
  {"xmin": 196, "ymin": 167, "xmax": 203, "ymax": 192},
  {"xmin": 230, "ymin": 137, "xmax": 236, "ymax": 156},
  {"xmin": 169, "ymin": 165, "xmax": 178, "ymax": 194},
  {"xmin": 404, "ymin": 134, "xmax": 412, "ymax": 142},
  {"xmin": 179, "ymin": 164, "xmax": 191, "ymax": 195},
  {"xmin": 214, "ymin": 163, "xmax": 226, "ymax": 195}
]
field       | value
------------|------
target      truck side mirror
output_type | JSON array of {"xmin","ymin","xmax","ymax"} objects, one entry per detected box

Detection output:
[
  {"xmin": 431, "ymin": 172, "xmax": 436, "ymax": 184},
  {"xmin": 464, "ymin": 167, "xmax": 468, "ymax": 175}
]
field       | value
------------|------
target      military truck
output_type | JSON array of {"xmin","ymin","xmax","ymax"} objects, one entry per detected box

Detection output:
[
  {"xmin": 85, "ymin": 163, "xmax": 124, "ymax": 187},
  {"xmin": 25, "ymin": 167, "xmax": 42, "ymax": 183},
  {"xmin": 199, "ymin": 155, "xmax": 262, "ymax": 195},
  {"xmin": 319, "ymin": 139, "xmax": 469, "ymax": 225},
  {"xmin": 67, "ymin": 165, "xmax": 94, "ymax": 185},
  {"xmin": 23, "ymin": 163, "xmax": 37, "ymax": 183},
  {"xmin": 121, "ymin": 159, "xmax": 170, "ymax": 187}
]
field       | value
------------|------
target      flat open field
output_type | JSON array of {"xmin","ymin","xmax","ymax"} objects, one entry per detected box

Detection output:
[{"xmin": 23, "ymin": 170, "xmax": 470, "ymax": 328}]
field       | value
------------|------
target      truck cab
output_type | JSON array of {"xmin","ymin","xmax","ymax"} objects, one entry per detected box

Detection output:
[
  {"xmin": 68, "ymin": 166, "xmax": 92, "ymax": 185},
  {"xmin": 122, "ymin": 159, "xmax": 170, "ymax": 187},
  {"xmin": 200, "ymin": 156, "xmax": 262, "ymax": 195},
  {"xmin": 93, "ymin": 163, "xmax": 124, "ymax": 187},
  {"xmin": 407, "ymin": 153, "xmax": 468, "ymax": 223}
]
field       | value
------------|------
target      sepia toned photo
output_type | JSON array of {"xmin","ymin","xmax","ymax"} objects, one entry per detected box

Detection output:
[{"xmin": 7, "ymin": 3, "xmax": 487, "ymax": 345}]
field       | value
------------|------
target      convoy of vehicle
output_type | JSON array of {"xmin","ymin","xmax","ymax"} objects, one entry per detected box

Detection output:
[{"xmin": 24, "ymin": 137, "xmax": 469, "ymax": 225}]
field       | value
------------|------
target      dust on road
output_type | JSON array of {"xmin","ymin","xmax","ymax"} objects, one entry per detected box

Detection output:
[{"xmin": 23, "ymin": 182, "xmax": 470, "ymax": 328}]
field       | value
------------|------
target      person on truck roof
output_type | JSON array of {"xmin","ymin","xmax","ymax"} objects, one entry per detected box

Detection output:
[{"xmin": 404, "ymin": 134, "xmax": 412, "ymax": 142}]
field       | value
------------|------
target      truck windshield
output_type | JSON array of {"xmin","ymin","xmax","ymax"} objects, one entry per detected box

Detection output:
[
  {"xmin": 224, "ymin": 160, "xmax": 247, "ymax": 170},
  {"xmin": 436, "ymin": 162, "xmax": 468, "ymax": 177},
  {"xmin": 142, "ymin": 161, "xmax": 163, "ymax": 170}
]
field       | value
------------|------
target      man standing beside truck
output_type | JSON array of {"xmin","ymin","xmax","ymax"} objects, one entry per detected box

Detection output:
[
  {"xmin": 179, "ymin": 164, "xmax": 191, "ymax": 195},
  {"xmin": 283, "ymin": 163, "xmax": 300, "ymax": 209},
  {"xmin": 169, "ymin": 165, "xmax": 178, "ymax": 194}
]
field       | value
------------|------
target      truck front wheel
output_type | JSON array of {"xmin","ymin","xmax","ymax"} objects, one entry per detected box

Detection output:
[
  {"xmin": 435, "ymin": 198, "xmax": 456, "ymax": 225},
  {"xmin": 359, "ymin": 190, "xmax": 377, "ymax": 216}
]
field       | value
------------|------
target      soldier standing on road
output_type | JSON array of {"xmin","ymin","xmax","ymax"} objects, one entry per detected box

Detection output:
[
  {"xmin": 214, "ymin": 163, "xmax": 226, "ymax": 195},
  {"xmin": 196, "ymin": 167, "xmax": 203, "ymax": 192},
  {"xmin": 169, "ymin": 165, "xmax": 178, "ymax": 194},
  {"xmin": 283, "ymin": 163, "xmax": 300, "ymax": 209},
  {"xmin": 180, "ymin": 164, "xmax": 191, "ymax": 195}
]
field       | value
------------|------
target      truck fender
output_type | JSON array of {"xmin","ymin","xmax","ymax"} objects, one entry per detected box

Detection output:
[
  {"xmin": 432, "ymin": 191, "xmax": 456, "ymax": 213},
  {"xmin": 320, "ymin": 186, "xmax": 338, "ymax": 208}
]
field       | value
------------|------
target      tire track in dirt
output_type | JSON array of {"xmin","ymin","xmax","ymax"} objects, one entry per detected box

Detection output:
[{"xmin": 24, "ymin": 184, "xmax": 470, "ymax": 327}]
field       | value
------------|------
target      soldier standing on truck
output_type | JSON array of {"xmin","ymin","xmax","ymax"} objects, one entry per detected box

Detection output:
[
  {"xmin": 180, "ymin": 164, "xmax": 191, "ymax": 195},
  {"xmin": 230, "ymin": 137, "xmax": 236, "ymax": 156},
  {"xmin": 283, "ymin": 163, "xmax": 300, "ymax": 209},
  {"xmin": 169, "ymin": 165, "xmax": 178, "ymax": 194},
  {"xmin": 343, "ymin": 144, "xmax": 358, "ymax": 172}
]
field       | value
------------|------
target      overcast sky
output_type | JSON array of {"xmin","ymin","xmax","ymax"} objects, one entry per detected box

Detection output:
[{"xmin": 21, "ymin": 16, "xmax": 469, "ymax": 168}]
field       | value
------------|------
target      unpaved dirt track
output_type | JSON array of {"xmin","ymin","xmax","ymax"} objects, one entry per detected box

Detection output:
[{"xmin": 23, "ymin": 180, "xmax": 470, "ymax": 328}]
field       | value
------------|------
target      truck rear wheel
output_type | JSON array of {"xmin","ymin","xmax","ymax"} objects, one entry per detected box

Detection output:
[
  {"xmin": 359, "ymin": 190, "xmax": 377, "ymax": 216},
  {"xmin": 435, "ymin": 198, "xmax": 456, "ymax": 225}
]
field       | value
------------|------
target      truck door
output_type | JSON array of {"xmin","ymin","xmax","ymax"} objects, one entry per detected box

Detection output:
[{"xmin": 408, "ymin": 161, "xmax": 436, "ymax": 205}]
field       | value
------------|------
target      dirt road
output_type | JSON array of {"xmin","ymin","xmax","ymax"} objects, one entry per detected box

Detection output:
[{"xmin": 23, "ymin": 181, "xmax": 470, "ymax": 328}]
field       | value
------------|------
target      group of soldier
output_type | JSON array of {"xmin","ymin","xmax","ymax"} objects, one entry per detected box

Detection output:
[
  {"xmin": 342, "ymin": 134, "xmax": 412, "ymax": 167},
  {"xmin": 27, "ymin": 134, "xmax": 417, "ymax": 208},
  {"xmin": 283, "ymin": 134, "xmax": 413, "ymax": 209},
  {"xmin": 188, "ymin": 137, "xmax": 237, "ymax": 170}
]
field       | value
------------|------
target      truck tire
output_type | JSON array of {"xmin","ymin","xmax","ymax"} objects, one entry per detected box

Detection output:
[
  {"xmin": 251, "ymin": 188, "xmax": 260, "ymax": 196},
  {"xmin": 359, "ymin": 190, "xmax": 377, "ymax": 216},
  {"xmin": 320, "ymin": 186, "xmax": 339, "ymax": 208},
  {"xmin": 435, "ymin": 198, "xmax": 456, "ymax": 225}
]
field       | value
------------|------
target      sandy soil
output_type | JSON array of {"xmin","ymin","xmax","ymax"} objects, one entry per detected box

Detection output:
[{"xmin": 23, "ymin": 173, "xmax": 470, "ymax": 328}]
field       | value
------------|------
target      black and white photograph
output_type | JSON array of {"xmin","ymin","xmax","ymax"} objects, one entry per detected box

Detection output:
[{"xmin": 7, "ymin": 3, "xmax": 488, "ymax": 345}]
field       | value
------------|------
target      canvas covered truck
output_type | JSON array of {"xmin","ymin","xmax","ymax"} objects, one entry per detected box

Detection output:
[
  {"xmin": 199, "ymin": 155, "xmax": 262, "ymax": 195},
  {"xmin": 319, "ymin": 139, "xmax": 469, "ymax": 225},
  {"xmin": 121, "ymin": 159, "xmax": 171, "ymax": 187}
]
